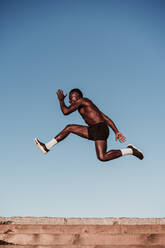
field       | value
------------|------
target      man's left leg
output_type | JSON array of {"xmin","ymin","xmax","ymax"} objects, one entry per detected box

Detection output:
[{"xmin": 35, "ymin": 124, "xmax": 89, "ymax": 154}]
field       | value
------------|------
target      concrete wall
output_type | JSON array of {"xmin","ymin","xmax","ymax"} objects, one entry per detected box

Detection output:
[{"xmin": 0, "ymin": 217, "xmax": 165, "ymax": 247}]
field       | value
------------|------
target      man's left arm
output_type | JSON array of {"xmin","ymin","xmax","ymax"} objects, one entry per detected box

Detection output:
[{"xmin": 101, "ymin": 112, "xmax": 126, "ymax": 143}]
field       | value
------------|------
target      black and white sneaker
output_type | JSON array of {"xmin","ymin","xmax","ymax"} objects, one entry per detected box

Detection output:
[
  {"xmin": 127, "ymin": 144, "xmax": 144, "ymax": 160},
  {"xmin": 34, "ymin": 138, "xmax": 49, "ymax": 154}
]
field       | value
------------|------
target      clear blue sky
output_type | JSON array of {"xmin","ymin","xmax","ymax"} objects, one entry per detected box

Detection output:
[{"xmin": 1, "ymin": 0, "xmax": 165, "ymax": 217}]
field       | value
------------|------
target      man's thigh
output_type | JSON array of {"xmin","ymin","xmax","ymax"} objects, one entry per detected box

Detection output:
[
  {"xmin": 95, "ymin": 140, "xmax": 107, "ymax": 157},
  {"xmin": 68, "ymin": 124, "xmax": 89, "ymax": 139}
]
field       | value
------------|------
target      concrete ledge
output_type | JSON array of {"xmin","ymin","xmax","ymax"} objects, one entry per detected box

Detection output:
[
  {"xmin": 0, "ymin": 233, "xmax": 165, "ymax": 246},
  {"xmin": 4, "ymin": 246, "xmax": 165, "ymax": 248},
  {"xmin": 1, "ymin": 218, "xmax": 165, "ymax": 246},
  {"xmin": 0, "ymin": 217, "xmax": 165, "ymax": 225}
]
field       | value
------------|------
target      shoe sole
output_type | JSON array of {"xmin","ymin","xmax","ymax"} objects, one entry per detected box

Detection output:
[{"xmin": 34, "ymin": 138, "xmax": 47, "ymax": 154}]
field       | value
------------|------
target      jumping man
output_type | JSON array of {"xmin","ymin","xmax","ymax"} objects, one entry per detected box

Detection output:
[{"xmin": 34, "ymin": 88, "xmax": 144, "ymax": 162}]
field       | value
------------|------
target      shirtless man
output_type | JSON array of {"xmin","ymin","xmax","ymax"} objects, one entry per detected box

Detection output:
[{"xmin": 34, "ymin": 88, "xmax": 144, "ymax": 161}]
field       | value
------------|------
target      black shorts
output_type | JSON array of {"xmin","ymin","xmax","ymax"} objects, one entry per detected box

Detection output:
[{"xmin": 88, "ymin": 122, "xmax": 109, "ymax": 141}]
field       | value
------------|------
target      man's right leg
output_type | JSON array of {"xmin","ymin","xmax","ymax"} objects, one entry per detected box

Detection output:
[
  {"xmin": 95, "ymin": 140, "xmax": 122, "ymax": 162},
  {"xmin": 95, "ymin": 140, "xmax": 144, "ymax": 162},
  {"xmin": 34, "ymin": 124, "xmax": 89, "ymax": 154}
]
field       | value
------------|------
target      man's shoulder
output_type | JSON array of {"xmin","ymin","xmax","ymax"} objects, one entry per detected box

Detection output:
[{"xmin": 81, "ymin": 97, "xmax": 92, "ymax": 103}]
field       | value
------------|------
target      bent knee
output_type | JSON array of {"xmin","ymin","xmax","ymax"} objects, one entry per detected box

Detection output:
[
  {"xmin": 65, "ymin": 124, "xmax": 73, "ymax": 131},
  {"xmin": 97, "ymin": 154, "xmax": 106, "ymax": 162}
]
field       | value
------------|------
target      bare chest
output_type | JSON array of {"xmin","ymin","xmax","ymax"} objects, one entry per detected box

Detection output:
[{"xmin": 78, "ymin": 106, "xmax": 86, "ymax": 116}]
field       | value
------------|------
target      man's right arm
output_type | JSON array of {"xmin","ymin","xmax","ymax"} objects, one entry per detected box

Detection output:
[
  {"xmin": 59, "ymin": 99, "xmax": 69, "ymax": 115},
  {"xmin": 59, "ymin": 99, "xmax": 81, "ymax": 115},
  {"xmin": 56, "ymin": 89, "xmax": 81, "ymax": 115}
]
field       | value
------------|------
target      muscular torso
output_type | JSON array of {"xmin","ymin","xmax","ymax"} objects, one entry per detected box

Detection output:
[{"xmin": 78, "ymin": 98, "xmax": 104, "ymax": 126}]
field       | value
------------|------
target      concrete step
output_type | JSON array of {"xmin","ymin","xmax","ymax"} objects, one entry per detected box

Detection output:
[
  {"xmin": 0, "ymin": 233, "xmax": 165, "ymax": 245},
  {"xmin": 1, "ymin": 224, "xmax": 165, "ymax": 234},
  {"xmin": 3, "ymin": 245, "xmax": 165, "ymax": 248},
  {"xmin": 0, "ymin": 218, "xmax": 165, "ymax": 247}
]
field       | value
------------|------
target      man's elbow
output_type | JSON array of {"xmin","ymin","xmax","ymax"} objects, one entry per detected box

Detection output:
[{"xmin": 63, "ymin": 110, "xmax": 70, "ymax": 115}]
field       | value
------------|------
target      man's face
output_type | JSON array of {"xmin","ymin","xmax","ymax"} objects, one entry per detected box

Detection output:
[{"xmin": 69, "ymin": 92, "xmax": 80, "ymax": 104}]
